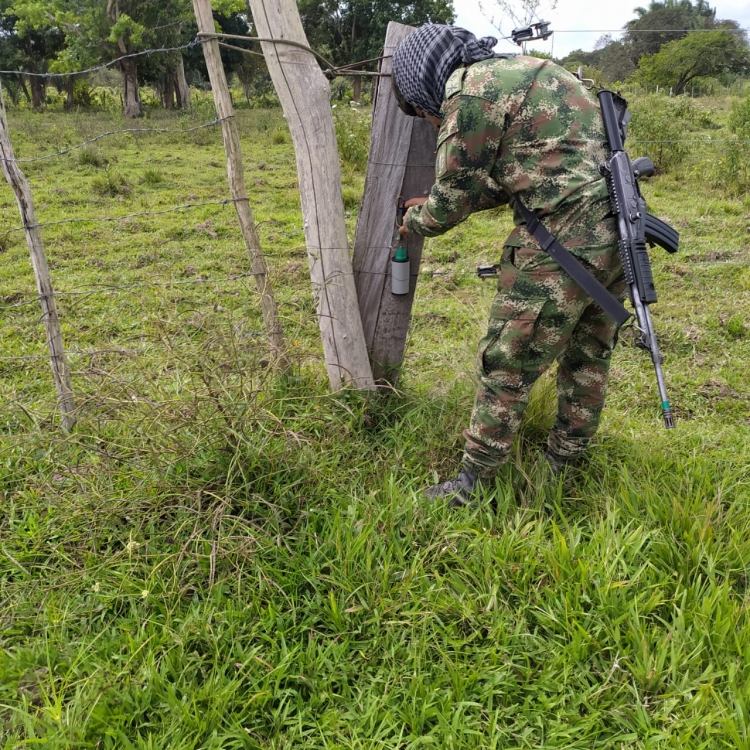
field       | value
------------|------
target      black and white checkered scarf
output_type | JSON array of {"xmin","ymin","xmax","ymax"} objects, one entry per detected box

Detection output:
[{"xmin": 392, "ymin": 25, "xmax": 498, "ymax": 118}]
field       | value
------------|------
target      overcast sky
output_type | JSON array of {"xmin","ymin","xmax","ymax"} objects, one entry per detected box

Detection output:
[{"xmin": 455, "ymin": 0, "xmax": 750, "ymax": 58}]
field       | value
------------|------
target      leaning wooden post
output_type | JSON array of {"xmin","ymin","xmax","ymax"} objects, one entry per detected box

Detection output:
[
  {"xmin": 244, "ymin": 0, "xmax": 375, "ymax": 392},
  {"xmin": 0, "ymin": 81, "xmax": 76, "ymax": 431},
  {"xmin": 192, "ymin": 0, "xmax": 289, "ymax": 369},
  {"xmin": 352, "ymin": 22, "xmax": 438, "ymax": 383}
]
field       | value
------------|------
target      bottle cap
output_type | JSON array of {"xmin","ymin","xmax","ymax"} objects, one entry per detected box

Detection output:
[{"xmin": 394, "ymin": 246, "xmax": 408, "ymax": 261}]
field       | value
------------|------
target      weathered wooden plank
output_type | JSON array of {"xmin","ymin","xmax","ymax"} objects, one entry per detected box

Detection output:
[
  {"xmin": 0, "ymin": 81, "xmax": 76, "ymax": 431},
  {"xmin": 352, "ymin": 21, "xmax": 438, "ymax": 383},
  {"xmin": 246, "ymin": 0, "xmax": 375, "ymax": 392},
  {"xmin": 192, "ymin": 0, "xmax": 288, "ymax": 368}
]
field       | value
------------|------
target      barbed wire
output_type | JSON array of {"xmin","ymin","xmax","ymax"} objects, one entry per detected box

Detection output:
[
  {"xmin": 0, "ymin": 26, "xmax": 748, "ymax": 88},
  {"xmin": 0, "ymin": 347, "xmax": 161, "ymax": 362},
  {"xmin": 0, "ymin": 39, "xmax": 206, "ymax": 80},
  {"xmin": 0, "ymin": 117, "xmax": 229, "ymax": 164},
  {"xmin": 0, "ymin": 270, "xmax": 266, "ymax": 311},
  {"xmin": 630, "ymin": 138, "xmax": 750, "ymax": 143},
  {"xmin": 212, "ymin": 37, "xmax": 390, "ymax": 77},
  {"xmin": 0, "ymin": 33, "xmax": 360, "ymax": 81},
  {"xmin": 4, "ymin": 240, "xmax": 742, "ymax": 315},
  {"xmin": 0, "ymin": 27, "xmax": 747, "ymax": 387},
  {"xmin": 539, "ymin": 27, "xmax": 750, "ymax": 34},
  {"xmin": 197, "ymin": 32, "xmax": 337, "ymax": 71},
  {"xmin": 0, "ymin": 240, "xmax": 400, "ymax": 310},
  {"xmin": 0, "ymin": 199, "xmax": 244, "ymax": 239}
]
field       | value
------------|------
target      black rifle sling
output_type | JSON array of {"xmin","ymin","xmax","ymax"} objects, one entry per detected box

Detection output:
[{"xmin": 513, "ymin": 196, "xmax": 632, "ymax": 327}]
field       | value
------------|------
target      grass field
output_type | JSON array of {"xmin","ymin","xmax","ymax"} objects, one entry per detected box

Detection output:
[{"xmin": 1, "ymin": 94, "xmax": 750, "ymax": 748}]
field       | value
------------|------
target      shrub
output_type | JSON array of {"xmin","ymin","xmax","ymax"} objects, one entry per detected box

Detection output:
[
  {"xmin": 628, "ymin": 96, "xmax": 694, "ymax": 172},
  {"xmin": 333, "ymin": 107, "xmax": 371, "ymax": 171},
  {"xmin": 89, "ymin": 87, "xmax": 121, "ymax": 112},
  {"xmin": 271, "ymin": 130, "xmax": 287, "ymax": 145},
  {"xmin": 728, "ymin": 94, "xmax": 750, "ymax": 138},
  {"xmin": 330, "ymin": 77, "xmax": 353, "ymax": 102},
  {"xmin": 699, "ymin": 142, "xmax": 750, "ymax": 197}
]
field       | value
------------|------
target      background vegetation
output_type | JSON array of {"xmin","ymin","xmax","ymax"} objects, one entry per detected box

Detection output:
[
  {"xmin": 1, "ymin": 82, "xmax": 750, "ymax": 746},
  {"xmin": 1, "ymin": 0, "xmax": 750, "ymax": 746},
  {"xmin": 559, "ymin": 0, "xmax": 748, "ymax": 89}
]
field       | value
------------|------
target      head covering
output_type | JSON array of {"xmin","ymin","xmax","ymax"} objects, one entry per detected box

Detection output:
[{"xmin": 392, "ymin": 25, "xmax": 498, "ymax": 118}]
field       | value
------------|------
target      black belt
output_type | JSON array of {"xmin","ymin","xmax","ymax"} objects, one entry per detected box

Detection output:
[{"xmin": 513, "ymin": 196, "xmax": 632, "ymax": 327}]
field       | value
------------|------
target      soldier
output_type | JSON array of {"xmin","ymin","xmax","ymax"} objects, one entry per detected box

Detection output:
[{"xmin": 393, "ymin": 24, "xmax": 626, "ymax": 505}]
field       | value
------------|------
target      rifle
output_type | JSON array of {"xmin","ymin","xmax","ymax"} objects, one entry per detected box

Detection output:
[
  {"xmin": 598, "ymin": 89, "xmax": 679, "ymax": 428},
  {"xmin": 478, "ymin": 90, "xmax": 680, "ymax": 428}
]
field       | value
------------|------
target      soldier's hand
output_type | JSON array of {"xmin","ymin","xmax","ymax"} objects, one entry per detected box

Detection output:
[
  {"xmin": 404, "ymin": 197, "xmax": 428, "ymax": 208},
  {"xmin": 399, "ymin": 223, "xmax": 411, "ymax": 236}
]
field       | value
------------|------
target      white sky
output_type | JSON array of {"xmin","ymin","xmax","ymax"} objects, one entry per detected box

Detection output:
[{"xmin": 454, "ymin": 0, "xmax": 750, "ymax": 58}]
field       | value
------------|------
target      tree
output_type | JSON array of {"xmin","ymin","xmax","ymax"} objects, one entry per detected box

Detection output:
[
  {"xmin": 636, "ymin": 28, "xmax": 749, "ymax": 94},
  {"xmin": 297, "ymin": 0, "xmax": 455, "ymax": 69},
  {"xmin": 295, "ymin": 0, "xmax": 454, "ymax": 101},
  {"xmin": 10, "ymin": 0, "xmax": 206, "ymax": 117},
  {"xmin": 559, "ymin": 36, "xmax": 636, "ymax": 84},
  {"xmin": 0, "ymin": 1, "xmax": 65, "ymax": 110},
  {"xmin": 624, "ymin": 0, "xmax": 716, "ymax": 64}
]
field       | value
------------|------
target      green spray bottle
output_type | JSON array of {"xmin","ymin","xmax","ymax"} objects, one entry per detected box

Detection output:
[{"xmin": 392, "ymin": 197, "xmax": 409, "ymax": 296}]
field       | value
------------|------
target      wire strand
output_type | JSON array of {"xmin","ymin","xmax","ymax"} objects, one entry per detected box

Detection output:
[
  {"xmin": 0, "ymin": 118, "xmax": 228, "ymax": 164},
  {"xmin": 0, "ymin": 39, "xmax": 205, "ymax": 79},
  {"xmin": 0, "ymin": 199, "xmax": 244, "ymax": 239}
]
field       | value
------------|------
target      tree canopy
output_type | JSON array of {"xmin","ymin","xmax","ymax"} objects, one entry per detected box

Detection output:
[
  {"xmin": 297, "ymin": 0, "xmax": 455, "ymax": 68},
  {"xmin": 559, "ymin": 0, "xmax": 748, "ymax": 86},
  {"xmin": 624, "ymin": 0, "xmax": 716, "ymax": 63},
  {"xmin": 636, "ymin": 28, "xmax": 750, "ymax": 93}
]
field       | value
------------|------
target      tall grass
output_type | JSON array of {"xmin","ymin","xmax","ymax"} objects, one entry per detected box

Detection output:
[{"xmin": 1, "ymin": 96, "xmax": 749, "ymax": 747}]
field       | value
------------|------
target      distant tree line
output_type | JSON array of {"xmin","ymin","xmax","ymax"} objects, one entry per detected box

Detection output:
[
  {"xmin": 0, "ymin": 0, "xmax": 454, "ymax": 116},
  {"xmin": 558, "ymin": 0, "xmax": 749, "ymax": 91},
  {"xmin": 0, "ymin": 0, "xmax": 747, "ymax": 118}
]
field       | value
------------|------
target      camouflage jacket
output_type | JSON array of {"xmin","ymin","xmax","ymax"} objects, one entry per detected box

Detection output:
[{"xmin": 404, "ymin": 56, "xmax": 612, "ymax": 249}]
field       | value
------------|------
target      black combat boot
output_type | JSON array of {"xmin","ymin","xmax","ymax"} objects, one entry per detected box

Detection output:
[{"xmin": 425, "ymin": 469, "xmax": 479, "ymax": 507}]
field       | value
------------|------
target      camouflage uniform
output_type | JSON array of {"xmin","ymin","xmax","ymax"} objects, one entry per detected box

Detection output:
[{"xmin": 404, "ymin": 56, "xmax": 625, "ymax": 478}]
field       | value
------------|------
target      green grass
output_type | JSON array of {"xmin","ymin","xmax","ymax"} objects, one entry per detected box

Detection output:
[{"xmin": 1, "ymin": 97, "xmax": 750, "ymax": 748}]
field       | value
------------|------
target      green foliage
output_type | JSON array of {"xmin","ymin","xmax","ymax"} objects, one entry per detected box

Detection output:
[
  {"xmin": 141, "ymin": 168, "xmax": 165, "ymax": 185},
  {"xmin": 628, "ymin": 96, "xmax": 693, "ymax": 172},
  {"xmin": 728, "ymin": 94, "xmax": 750, "ymax": 137},
  {"xmin": 635, "ymin": 30, "xmax": 750, "ymax": 95},
  {"xmin": 330, "ymin": 76, "xmax": 354, "ymax": 102},
  {"xmin": 107, "ymin": 12, "xmax": 144, "ymax": 48},
  {"xmin": 271, "ymin": 130, "xmax": 287, "ymax": 144},
  {"xmin": 725, "ymin": 314, "xmax": 748, "ymax": 339},
  {"xmin": 91, "ymin": 168, "xmax": 131, "ymax": 196},
  {"xmin": 1, "ymin": 93, "xmax": 750, "ymax": 750},
  {"xmin": 525, "ymin": 49, "xmax": 552, "ymax": 59},
  {"xmin": 560, "ymin": 39, "xmax": 635, "ymax": 85},
  {"xmin": 624, "ymin": 0, "xmax": 717, "ymax": 63},
  {"xmin": 298, "ymin": 0, "xmax": 455, "ymax": 68},
  {"xmin": 341, "ymin": 184, "xmax": 361, "ymax": 208},
  {"xmin": 333, "ymin": 105, "xmax": 371, "ymax": 170},
  {"xmin": 560, "ymin": 2, "xmax": 746, "ymax": 88},
  {"xmin": 77, "ymin": 147, "xmax": 108, "ymax": 168},
  {"xmin": 699, "ymin": 142, "xmax": 750, "ymax": 197}
]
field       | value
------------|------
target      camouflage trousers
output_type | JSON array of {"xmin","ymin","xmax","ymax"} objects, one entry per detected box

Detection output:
[{"xmin": 463, "ymin": 222, "xmax": 626, "ymax": 479}]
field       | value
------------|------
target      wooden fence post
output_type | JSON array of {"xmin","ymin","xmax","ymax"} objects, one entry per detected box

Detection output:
[
  {"xmin": 192, "ymin": 0, "xmax": 289, "ymax": 369},
  {"xmin": 352, "ymin": 21, "xmax": 438, "ymax": 383},
  {"xmin": 0, "ymin": 81, "xmax": 76, "ymax": 431},
  {"xmin": 245, "ymin": 0, "xmax": 375, "ymax": 392}
]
